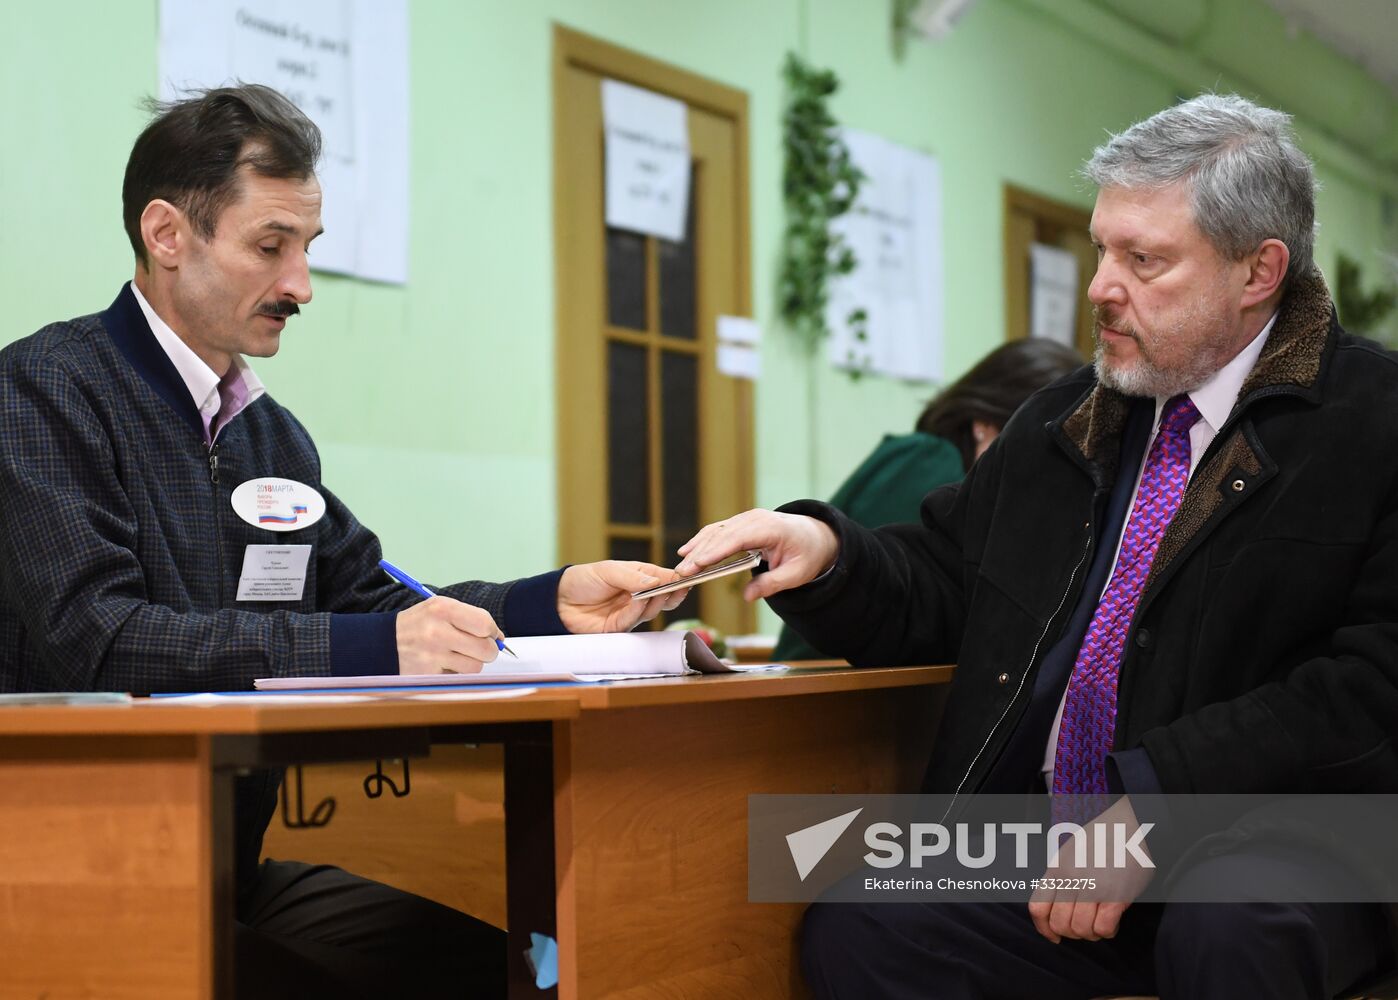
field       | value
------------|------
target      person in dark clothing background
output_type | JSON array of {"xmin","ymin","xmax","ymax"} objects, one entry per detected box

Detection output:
[{"xmin": 774, "ymin": 337, "xmax": 1081, "ymax": 662}]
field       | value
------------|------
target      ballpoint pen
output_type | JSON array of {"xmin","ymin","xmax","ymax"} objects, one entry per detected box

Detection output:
[{"xmin": 378, "ymin": 558, "xmax": 519, "ymax": 658}]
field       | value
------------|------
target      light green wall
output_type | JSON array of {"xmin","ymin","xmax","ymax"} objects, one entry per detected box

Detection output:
[{"xmin": 3, "ymin": 0, "xmax": 1396, "ymax": 635}]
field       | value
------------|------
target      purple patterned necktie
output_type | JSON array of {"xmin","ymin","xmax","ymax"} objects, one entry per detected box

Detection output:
[{"xmin": 1053, "ymin": 394, "xmax": 1201, "ymax": 796}]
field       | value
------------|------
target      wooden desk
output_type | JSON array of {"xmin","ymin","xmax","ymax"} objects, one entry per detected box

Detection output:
[{"xmin": 0, "ymin": 666, "xmax": 951, "ymax": 999}]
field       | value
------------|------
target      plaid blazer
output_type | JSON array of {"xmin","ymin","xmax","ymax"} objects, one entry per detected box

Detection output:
[{"xmin": 0, "ymin": 284, "xmax": 564, "ymax": 892}]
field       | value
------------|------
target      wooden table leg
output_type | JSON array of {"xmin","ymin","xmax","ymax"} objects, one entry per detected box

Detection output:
[{"xmin": 0, "ymin": 734, "xmax": 232, "ymax": 999}]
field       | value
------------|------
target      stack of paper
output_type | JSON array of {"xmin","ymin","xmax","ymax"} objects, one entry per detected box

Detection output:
[{"xmin": 255, "ymin": 630, "xmax": 784, "ymax": 690}]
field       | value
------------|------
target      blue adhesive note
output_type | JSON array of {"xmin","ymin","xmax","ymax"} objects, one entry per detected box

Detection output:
[{"xmin": 524, "ymin": 932, "xmax": 559, "ymax": 990}]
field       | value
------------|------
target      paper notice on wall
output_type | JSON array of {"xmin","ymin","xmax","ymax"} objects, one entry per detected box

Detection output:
[
  {"xmin": 159, "ymin": 0, "xmax": 410, "ymax": 283},
  {"xmin": 826, "ymin": 128, "xmax": 943, "ymax": 383},
  {"xmin": 717, "ymin": 315, "xmax": 760, "ymax": 346},
  {"xmin": 1029, "ymin": 243, "xmax": 1079, "ymax": 346},
  {"xmin": 602, "ymin": 79, "xmax": 691, "ymax": 242},
  {"xmin": 717, "ymin": 342, "xmax": 761, "ymax": 381}
]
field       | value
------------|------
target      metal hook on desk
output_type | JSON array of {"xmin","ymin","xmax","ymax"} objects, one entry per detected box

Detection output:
[
  {"xmin": 364, "ymin": 758, "xmax": 411, "ymax": 799},
  {"xmin": 280, "ymin": 765, "xmax": 336, "ymax": 829}
]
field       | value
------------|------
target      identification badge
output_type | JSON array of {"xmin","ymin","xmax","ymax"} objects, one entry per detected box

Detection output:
[
  {"xmin": 231, "ymin": 477, "xmax": 327, "ymax": 532},
  {"xmin": 236, "ymin": 545, "xmax": 312, "ymax": 602}
]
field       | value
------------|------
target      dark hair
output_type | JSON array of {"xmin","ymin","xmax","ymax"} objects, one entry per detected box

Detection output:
[
  {"xmin": 122, "ymin": 84, "xmax": 322, "ymax": 265},
  {"xmin": 917, "ymin": 338, "xmax": 1083, "ymax": 469}
]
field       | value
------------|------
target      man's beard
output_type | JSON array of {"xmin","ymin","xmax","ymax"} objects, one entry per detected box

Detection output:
[{"xmin": 1092, "ymin": 294, "xmax": 1236, "ymax": 398}]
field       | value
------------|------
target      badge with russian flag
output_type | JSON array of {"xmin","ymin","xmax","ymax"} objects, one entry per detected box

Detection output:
[{"xmin": 231, "ymin": 477, "xmax": 327, "ymax": 532}]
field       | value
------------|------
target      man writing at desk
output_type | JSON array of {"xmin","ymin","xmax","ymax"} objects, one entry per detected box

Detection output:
[
  {"xmin": 679, "ymin": 94, "xmax": 1398, "ymax": 998},
  {"xmin": 0, "ymin": 84, "xmax": 683, "ymax": 998}
]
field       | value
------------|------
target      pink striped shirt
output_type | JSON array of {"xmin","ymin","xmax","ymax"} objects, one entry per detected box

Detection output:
[{"xmin": 129, "ymin": 282, "xmax": 266, "ymax": 444}]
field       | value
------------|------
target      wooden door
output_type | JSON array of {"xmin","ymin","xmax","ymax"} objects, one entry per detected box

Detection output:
[
  {"xmin": 1003, "ymin": 184, "xmax": 1097, "ymax": 355},
  {"xmin": 554, "ymin": 27, "xmax": 755, "ymax": 634}
]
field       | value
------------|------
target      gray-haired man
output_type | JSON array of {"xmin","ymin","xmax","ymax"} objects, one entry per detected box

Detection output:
[{"xmin": 678, "ymin": 94, "xmax": 1398, "ymax": 997}]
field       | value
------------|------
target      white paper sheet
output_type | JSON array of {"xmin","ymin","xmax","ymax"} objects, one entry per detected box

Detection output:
[
  {"xmin": 717, "ymin": 315, "xmax": 761, "ymax": 346},
  {"xmin": 255, "ymin": 631, "xmax": 748, "ymax": 689},
  {"xmin": 826, "ymin": 129, "xmax": 944, "ymax": 382},
  {"xmin": 1029, "ymin": 243, "xmax": 1080, "ymax": 346},
  {"xmin": 159, "ymin": 0, "xmax": 409, "ymax": 283},
  {"xmin": 601, "ymin": 79, "xmax": 691, "ymax": 242},
  {"xmin": 149, "ymin": 688, "xmax": 539, "ymax": 703},
  {"xmin": 401, "ymin": 688, "xmax": 540, "ymax": 700},
  {"xmin": 150, "ymin": 693, "xmax": 374, "ymax": 704},
  {"xmin": 716, "ymin": 342, "xmax": 761, "ymax": 380},
  {"xmin": 258, "ymin": 673, "xmax": 581, "ymax": 690}
]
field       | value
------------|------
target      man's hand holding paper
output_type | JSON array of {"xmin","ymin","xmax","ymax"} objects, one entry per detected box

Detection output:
[{"xmin": 677, "ymin": 509, "xmax": 839, "ymax": 602}]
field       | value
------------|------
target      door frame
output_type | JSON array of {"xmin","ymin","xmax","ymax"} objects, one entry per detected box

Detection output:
[{"xmin": 551, "ymin": 25, "xmax": 754, "ymax": 628}]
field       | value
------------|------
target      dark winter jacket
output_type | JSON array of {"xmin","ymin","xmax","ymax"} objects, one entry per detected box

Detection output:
[{"xmin": 773, "ymin": 268, "xmax": 1398, "ymax": 802}]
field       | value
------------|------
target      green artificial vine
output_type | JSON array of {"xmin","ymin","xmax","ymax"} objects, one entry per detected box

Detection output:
[
  {"xmin": 779, "ymin": 53, "xmax": 865, "ymax": 364},
  {"xmin": 891, "ymin": 0, "xmax": 920, "ymax": 60},
  {"xmin": 1335, "ymin": 252, "xmax": 1397, "ymax": 337}
]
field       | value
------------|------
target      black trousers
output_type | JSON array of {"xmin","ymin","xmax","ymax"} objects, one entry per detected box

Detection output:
[
  {"xmin": 234, "ymin": 859, "xmax": 506, "ymax": 999},
  {"xmin": 802, "ymin": 845, "xmax": 1393, "ymax": 1000}
]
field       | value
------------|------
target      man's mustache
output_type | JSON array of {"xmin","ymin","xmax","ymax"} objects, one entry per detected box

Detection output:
[
  {"xmin": 258, "ymin": 301, "xmax": 301, "ymax": 319},
  {"xmin": 1092, "ymin": 305, "xmax": 1137, "ymax": 341}
]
